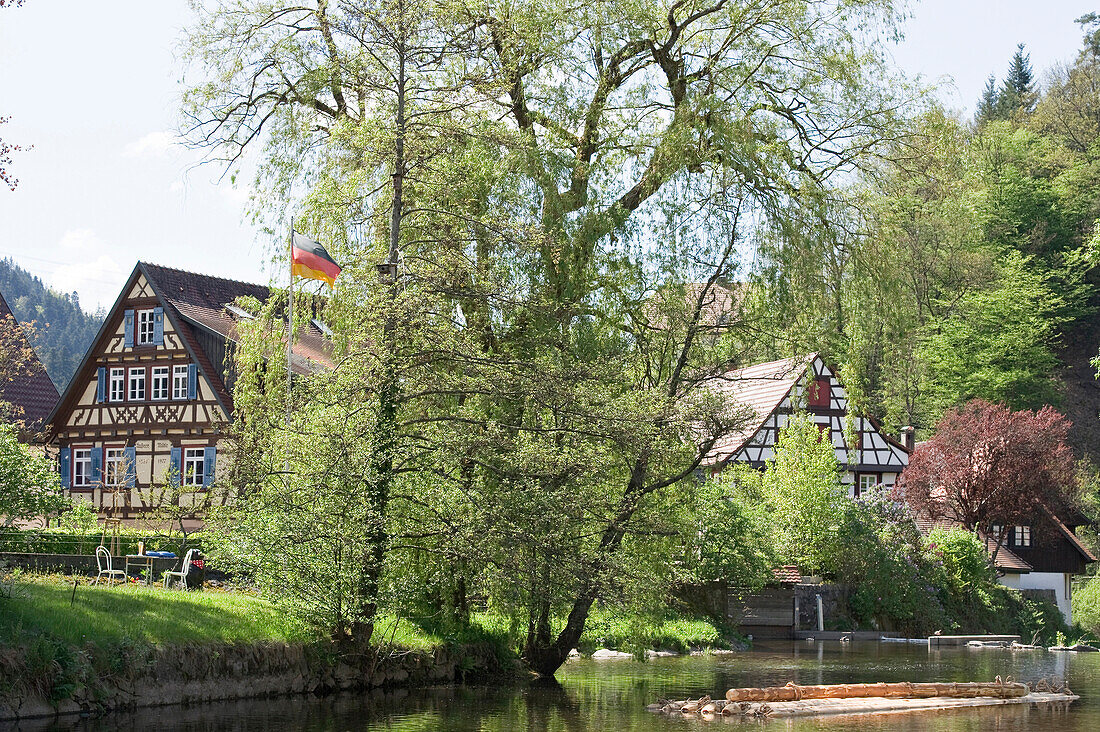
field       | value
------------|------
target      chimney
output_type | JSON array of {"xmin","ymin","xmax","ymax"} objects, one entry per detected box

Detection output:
[{"xmin": 899, "ymin": 426, "xmax": 915, "ymax": 452}]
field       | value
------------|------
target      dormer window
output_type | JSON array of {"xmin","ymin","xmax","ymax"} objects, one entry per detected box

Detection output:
[{"xmin": 137, "ymin": 309, "xmax": 156, "ymax": 344}]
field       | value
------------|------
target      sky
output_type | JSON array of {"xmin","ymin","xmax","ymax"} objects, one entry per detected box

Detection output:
[{"xmin": 0, "ymin": 0, "xmax": 1097, "ymax": 312}]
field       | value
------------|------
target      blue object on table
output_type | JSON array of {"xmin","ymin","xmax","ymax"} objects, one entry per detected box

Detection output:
[{"xmin": 144, "ymin": 551, "xmax": 177, "ymax": 558}]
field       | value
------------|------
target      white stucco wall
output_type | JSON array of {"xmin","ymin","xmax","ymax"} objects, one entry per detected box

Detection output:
[{"xmin": 999, "ymin": 571, "xmax": 1072, "ymax": 624}]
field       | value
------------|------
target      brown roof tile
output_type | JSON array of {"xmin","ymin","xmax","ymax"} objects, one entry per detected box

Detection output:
[
  {"xmin": 772, "ymin": 565, "xmax": 802, "ymax": 585},
  {"xmin": 703, "ymin": 353, "xmax": 815, "ymax": 464},
  {"xmin": 0, "ymin": 289, "xmax": 60, "ymax": 430},
  {"xmin": 141, "ymin": 262, "xmax": 333, "ymax": 379}
]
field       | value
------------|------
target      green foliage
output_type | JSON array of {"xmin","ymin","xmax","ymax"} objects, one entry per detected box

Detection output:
[
  {"xmin": 678, "ymin": 476, "xmax": 778, "ymax": 589},
  {"xmin": 0, "ymin": 527, "xmax": 196, "ymax": 556},
  {"xmin": 917, "ymin": 252, "xmax": 1064, "ymax": 412},
  {"xmin": 0, "ymin": 422, "xmax": 67, "ymax": 527},
  {"xmin": 736, "ymin": 415, "xmax": 847, "ymax": 576},
  {"xmin": 837, "ymin": 494, "xmax": 947, "ymax": 635},
  {"xmin": 0, "ymin": 257, "xmax": 101, "ymax": 390},
  {"xmin": 1072, "ymin": 574, "xmax": 1100, "ymax": 639}
]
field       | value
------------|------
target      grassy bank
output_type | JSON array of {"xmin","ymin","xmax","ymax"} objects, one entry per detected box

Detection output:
[{"xmin": 1, "ymin": 576, "xmax": 307, "ymax": 646}]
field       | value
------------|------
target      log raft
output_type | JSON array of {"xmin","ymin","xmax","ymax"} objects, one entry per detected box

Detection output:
[{"xmin": 649, "ymin": 679, "xmax": 1078, "ymax": 719}]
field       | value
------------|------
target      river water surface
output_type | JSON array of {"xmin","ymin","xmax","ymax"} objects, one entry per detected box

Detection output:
[{"xmin": 15, "ymin": 640, "xmax": 1100, "ymax": 730}]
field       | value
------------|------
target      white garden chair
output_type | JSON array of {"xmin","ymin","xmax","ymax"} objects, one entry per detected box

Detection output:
[
  {"xmin": 163, "ymin": 548, "xmax": 198, "ymax": 590},
  {"xmin": 93, "ymin": 546, "xmax": 126, "ymax": 586}
]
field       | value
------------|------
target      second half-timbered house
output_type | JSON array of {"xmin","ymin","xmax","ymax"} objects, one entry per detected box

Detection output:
[
  {"xmin": 703, "ymin": 353, "xmax": 911, "ymax": 495},
  {"xmin": 47, "ymin": 262, "xmax": 329, "ymax": 519}
]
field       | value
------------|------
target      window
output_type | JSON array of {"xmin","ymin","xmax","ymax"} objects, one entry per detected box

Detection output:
[
  {"xmin": 104, "ymin": 448, "xmax": 126, "ymax": 486},
  {"xmin": 856, "ymin": 474, "xmax": 878, "ymax": 497},
  {"xmin": 137, "ymin": 309, "xmax": 156, "ymax": 345},
  {"xmin": 109, "ymin": 368, "xmax": 125, "ymax": 402},
  {"xmin": 73, "ymin": 448, "xmax": 91, "ymax": 487},
  {"xmin": 808, "ymin": 376, "xmax": 831, "ymax": 408},
  {"xmin": 151, "ymin": 366, "xmax": 170, "ymax": 400},
  {"xmin": 173, "ymin": 365, "xmax": 189, "ymax": 400},
  {"xmin": 1015, "ymin": 525, "xmax": 1032, "ymax": 547},
  {"xmin": 992, "ymin": 524, "xmax": 1004, "ymax": 542},
  {"xmin": 183, "ymin": 447, "xmax": 205, "ymax": 486},
  {"xmin": 128, "ymin": 368, "xmax": 146, "ymax": 401}
]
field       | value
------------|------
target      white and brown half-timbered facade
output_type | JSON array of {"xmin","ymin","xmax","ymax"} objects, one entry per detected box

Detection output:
[
  {"xmin": 47, "ymin": 262, "xmax": 329, "ymax": 519},
  {"xmin": 704, "ymin": 354, "xmax": 910, "ymax": 495}
]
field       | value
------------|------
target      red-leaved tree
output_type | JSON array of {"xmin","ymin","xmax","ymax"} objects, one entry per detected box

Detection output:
[{"xmin": 896, "ymin": 400, "xmax": 1076, "ymax": 546}]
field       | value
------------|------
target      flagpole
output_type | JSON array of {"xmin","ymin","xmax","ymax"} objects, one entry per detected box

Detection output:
[{"xmin": 286, "ymin": 217, "xmax": 294, "ymax": 427}]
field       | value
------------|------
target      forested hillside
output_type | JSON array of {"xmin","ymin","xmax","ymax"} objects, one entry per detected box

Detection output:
[
  {"xmin": 0, "ymin": 258, "xmax": 100, "ymax": 390},
  {"xmin": 743, "ymin": 21, "xmax": 1100, "ymax": 459}
]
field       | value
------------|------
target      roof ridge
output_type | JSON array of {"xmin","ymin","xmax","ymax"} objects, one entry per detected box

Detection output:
[{"xmin": 139, "ymin": 261, "xmax": 272, "ymax": 291}]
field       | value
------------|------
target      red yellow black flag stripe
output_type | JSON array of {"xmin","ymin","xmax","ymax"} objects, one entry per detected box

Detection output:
[{"xmin": 291, "ymin": 232, "xmax": 342, "ymax": 286}]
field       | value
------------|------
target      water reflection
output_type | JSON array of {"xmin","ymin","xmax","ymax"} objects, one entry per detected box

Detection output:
[{"xmin": 7, "ymin": 641, "xmax": 1099, "ymax": 731}]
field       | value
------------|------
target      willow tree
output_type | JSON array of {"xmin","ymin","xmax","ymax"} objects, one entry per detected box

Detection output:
[
  {"xmin": 182, "ymin": 0, "xmax": 486, "ymax": 641},
  {"xmin": 433, "ymin": 0, "xmax": 912, "ymax": 674}
]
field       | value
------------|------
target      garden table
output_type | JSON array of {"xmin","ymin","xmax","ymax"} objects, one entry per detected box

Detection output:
[{"xmin": 124, "ymin": 554, "xmax": 154, "ymax": 585}]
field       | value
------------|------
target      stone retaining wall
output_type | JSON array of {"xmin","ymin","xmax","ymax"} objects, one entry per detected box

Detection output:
[{"xmin": 0, "ymin": 639, "xmax": 510, "ymax": 722}]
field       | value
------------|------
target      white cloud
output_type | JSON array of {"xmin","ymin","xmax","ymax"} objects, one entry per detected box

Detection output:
[
  {"xmin": 123, "ymin": 130, "xmax": 178, "ymax": 158},
  {"xmin": 49, "ymin": 229, "xmax": 128, "ymax": 312}
]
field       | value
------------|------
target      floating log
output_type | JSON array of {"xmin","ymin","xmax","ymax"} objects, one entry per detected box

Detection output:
[{"xmin": 725, "ymin": 680, "xmax": 1028, "ymax": 703}]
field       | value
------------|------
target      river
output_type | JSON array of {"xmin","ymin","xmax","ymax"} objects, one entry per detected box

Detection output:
[{"xmin": 13, "ymin": 640, "xmax": 1100, "ymax": 730}]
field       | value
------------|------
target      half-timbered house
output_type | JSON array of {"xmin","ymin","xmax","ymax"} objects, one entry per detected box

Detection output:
[
  {"xmin": 704, "ymin": 354, "xmax": 910, "ymax": 495},
  {"xmin": 916, "ymin": 509, "xmax": 1095, "ymax": 623},
  {"xmin": 47, "ymin": 262, "xmax": 329, "ymax": 519}
]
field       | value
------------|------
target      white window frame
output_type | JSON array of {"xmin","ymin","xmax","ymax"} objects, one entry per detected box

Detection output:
[
  {"xmin": 128, "ymin": 367, "xmax": 146, "ymax": 401},
  {"xmin": 172, "ymin": 364, "xmax": 189, "ymax": 400},
  {"xmin": 183, "ymin": 447, "xmax": 205, "ymax": 487},
  {"xmin": 857, "ymin": 474, "xmax": 878, "ymax": 497},
  {"xmin": 137, "ymin": 309, "xmax": 156, "ymax": 345},
  {"xmin": 104, "ymin": 447, "xmax": 126, "ymax": 486},
  {"xmin": 1015, "ymin": 525, "xmax": 1032, "ymax": 547},
  {"xmin": 109, "ymin": 368, "xmax": 125, "ymax": 402},
  {"xmin": 72, "ymin": 448, "xmax": 91, "ymax": 488},
  {"xmin": 992, "ymin": 524, "xmax": 1004, "ymax": 543},
  {"xmin": 151, "ymin": 366, "xmax": 170, "ymax": 400}
]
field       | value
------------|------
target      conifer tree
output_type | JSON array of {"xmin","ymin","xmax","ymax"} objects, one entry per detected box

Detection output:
[
  {"xmin": 975, "ymin": 74, "xmax": 1000, "ymax": 126},
  {"xmin": 999, "ymin": 43, "xmax": 1037, "ymax": 115}
]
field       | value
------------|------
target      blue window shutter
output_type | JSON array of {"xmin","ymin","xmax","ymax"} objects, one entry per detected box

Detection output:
[
  {"xmin": 203, "ymin": 446, "xmax": 216, "ymax": 487},
  {"xmin": 124, "ymin": 446, "xmax": 137, "ymax": 487},
  {"xmin": 96, "ymin": 367, "xmax": 106, "ymax": 402},
  {"xmin": 170, "ymin": 446, "xmax": 181, "ymax": 486},
  {"xmin": 153, "ymin": 307, "xmax": 164, "ymax": 345},
  {"xmin": 90, "ymin": 447, "xmax": 102, "ymax": 484},
  {"xmin": 123, "ymin": 309, "xmax": 135, "ymax": 348},
  {"xmin": 59, "ymin": 448, "xmax": 71, "ymax": 489},
  {"xmin": 187, "ymin": 364, "xmax": 197, "ymax": 400}
]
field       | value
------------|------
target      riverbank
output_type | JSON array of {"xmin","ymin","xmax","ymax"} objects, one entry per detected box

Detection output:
[
  {"xmin": 0, "ymin": 575, "xmax": 735, "ymax": 721},
  {"xmin": 0, "ymin": 576, "xmax": 514, "ymax": 721}
]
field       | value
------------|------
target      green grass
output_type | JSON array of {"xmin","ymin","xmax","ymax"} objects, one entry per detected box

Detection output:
[
  {"xmin": 0, "ymin": 575, "xmax": 311, "ymax": 646},
  {"xmin": 461, "ymin": 607, "xmax": 726, "ymax": 655}
]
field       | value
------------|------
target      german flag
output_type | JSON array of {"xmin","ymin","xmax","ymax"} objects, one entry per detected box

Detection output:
[{"xmin": 291, "ymin": 232, "xmax": 342, "ymax": 286}]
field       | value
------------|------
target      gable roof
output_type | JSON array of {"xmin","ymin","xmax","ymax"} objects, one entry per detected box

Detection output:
[
  {"xmin": 47, "ymin": 262, "xmax": 332, "ymax": 433},
  {"xmin": 704, "ymin": 353, "xmax": 815, "ymax": 464},
  {"xmin": 0, "ymin": 288, "xmax": 60, "ymax": 430},
  {"xmin": 1041, "ymin": 503, "xmax": 1098, "ymax": 563}
]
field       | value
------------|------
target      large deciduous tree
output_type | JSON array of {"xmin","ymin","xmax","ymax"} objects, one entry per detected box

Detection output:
[
  {"xmin": 183, "ymin": 0, "xmax": 912, "ymax": 674},
  {"xmin": 896, "ymin": 400, "xmax": 1077, "ymax": 544}
]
